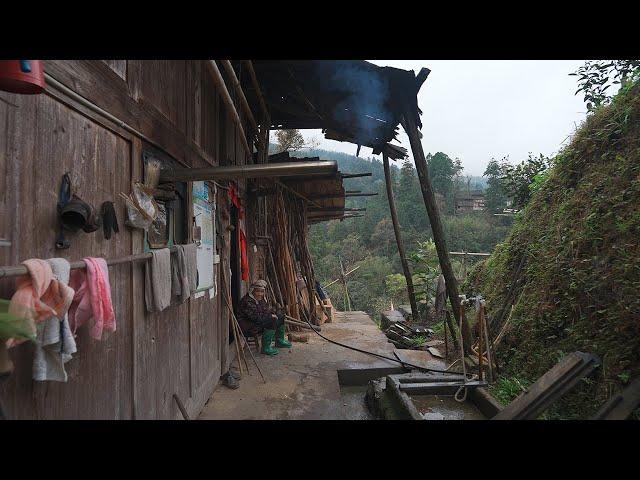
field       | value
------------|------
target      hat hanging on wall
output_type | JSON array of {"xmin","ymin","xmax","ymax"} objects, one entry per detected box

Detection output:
[{"xmin": 0, "ymin": 61, "xmax": 45, "ymax": 95}]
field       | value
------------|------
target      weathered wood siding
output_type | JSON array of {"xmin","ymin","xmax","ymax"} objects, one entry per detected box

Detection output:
[{"xmin": 0, "ymin": 60, "xmax": 256, "ymax": 419}]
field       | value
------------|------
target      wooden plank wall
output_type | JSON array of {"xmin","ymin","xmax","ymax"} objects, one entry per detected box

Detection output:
[{"xmin": 0, "ymin": 60, "xmax": 255, "ymax": 419}]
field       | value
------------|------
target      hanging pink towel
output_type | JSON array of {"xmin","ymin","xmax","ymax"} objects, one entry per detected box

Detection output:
[
  {"xmin": 7, "ymin": 259, "xmax": 62, "ymax": 348},
  {"xmin": 68, "ymin": 257, "xmax": 115, "ymax": 340}
]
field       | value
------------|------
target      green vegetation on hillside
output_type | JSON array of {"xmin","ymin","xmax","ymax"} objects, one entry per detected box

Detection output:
[
  {"xmin": 301, "ymin": 148, "xmax": 511, "ymax": 317},
  {"xmin": 467, "ymin": 79, "xmax": 640, "ymax": 419}
]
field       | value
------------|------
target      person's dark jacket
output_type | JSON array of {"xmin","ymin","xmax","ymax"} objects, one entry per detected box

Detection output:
[{"xmin": 236, "ymin": 293, "xmax": 275, "ymax": 335}]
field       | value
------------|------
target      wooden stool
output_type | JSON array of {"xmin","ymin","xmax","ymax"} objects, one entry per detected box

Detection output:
[{"xmin": 245, "ymin": 334, "xmax": 261, "ymax": 353}]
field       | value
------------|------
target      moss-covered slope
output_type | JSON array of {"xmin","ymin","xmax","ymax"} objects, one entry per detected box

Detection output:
[{"xmin": 467, "ymin": 82, "xmax": 640, "ymax": 419}]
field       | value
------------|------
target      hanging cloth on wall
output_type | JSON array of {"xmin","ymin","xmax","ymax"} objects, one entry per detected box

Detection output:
[
  {"xmin": 7, "ymin": 259, "xmax": 62, "ymax": 348},
  {"xmin": 239, "ymin": 228, "xmax": 249, "ymax": 282},
  {"xmin": 171, "ymin": 245, "xmax": 191, "ymax": 304},
  {"xmin": 228, "ymin": 182, "xmax": 245, "ymax": 220},
  {"xmin": 144, "ymin": 248, "xmax": 172, "ymax": 312},
  {"xmin": 101, "ymin": 201, "xmax": 119, "ymax": 240},
  {"xmin": 33, "ymin": 258, "xmax": 77, "ymax": 382},
  {"xmin": 68, "ymin": 257, "xmax": 115, "ymax": 340},
  {"xmin": 182, "ymin": 243, "xmax": 198, "ymax": 293}
]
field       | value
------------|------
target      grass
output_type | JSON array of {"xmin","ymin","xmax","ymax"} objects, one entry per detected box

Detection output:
[
  {"xmin": 489, "ymin": 376, "xmax": 530, "ymax": 406},
  {"xmin": 467, "ymin": 80, "xmax": 640, "ymax": 419},
  {"xmin": 409, "ymin": 335, "xmax": 430, "ymax": 347}
]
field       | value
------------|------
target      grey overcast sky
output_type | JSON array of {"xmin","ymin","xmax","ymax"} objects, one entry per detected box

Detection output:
[{"xmin": 288, "ymin": 60, "xmax": 591, "ymax": 177}]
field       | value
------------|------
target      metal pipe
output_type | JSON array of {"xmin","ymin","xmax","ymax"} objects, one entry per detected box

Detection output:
[
  {"xmin": 0, "ymin": 247, "xmax": 179, "ymax": 279},
  {"xmin": 205, "ymin": 60, "xmax": 252, "ymax": 158},
  {"xmin": 160, "ymin": 160, "xmax": 337, "ymax": 182}
]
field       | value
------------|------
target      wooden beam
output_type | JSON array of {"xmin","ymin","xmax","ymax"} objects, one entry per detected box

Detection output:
[
  {"xmin": 592, "ymin": 376, "xmax": 640, "ymax": 420},
  {"xmin": 308, "ymin": 192, "xmax": 377, "ymax": 200},
  {"xmin": 221, "ymin": 60, "xmax": 261, "ymax": 149},
  {"xmin": 308, "ymin": 207, "xmax": 365, "ymax": 213},
  {"xmin": 383, "ymin": 152, "xmax": 420, "ymax": 323},
  {"xmin": 493, "ymin": 352, "xmax": 601, "ymax": 420},
  {"xmin": 346, "ymin": 192, "xmax": 378, "ymax": 197},
  {"xmin": 275, "ymin": 179, "xmax": 323, "ymax": 209},
  {"xmin": 449, "ymin": 251, "xmax": 491, "ymax": 256},
  {"xmin": 402, "ymin": 110, "xmax": 472, "ymax": 353},
  {"xmin": 205, "ymin": 60, "xmax": 252, "ymax": 158},
  {"xmin": 341, "ymin": 172, "xmax": 372, "ymax": 179},
  {"xmin": 242, "ymin": 60, "xmax": 271, "ymax": 126}
]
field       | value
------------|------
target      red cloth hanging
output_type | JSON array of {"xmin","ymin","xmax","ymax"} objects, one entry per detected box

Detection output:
[
  {"xmin": 228, "ymin": 182, "xmax": 245, "ymax": 220},
  {"xmin": 239, "ymin": 228, "xmax": 249, "ymax": 281}
]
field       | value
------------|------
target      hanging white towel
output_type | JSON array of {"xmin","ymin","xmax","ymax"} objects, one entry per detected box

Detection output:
[
  {"xmin": 183, "ymin": 243, "xmax": 198, "ymax": 292},
  {"xmin": 145, "ymin": 248, "xmax": 172, "ymax": 312},
  {"xmin": 171, "ymin": 245, "xmax": 191, "ymax": 303},
  {"xmin": 33, "ymin": 258, "xmax": 77, "ymax": 382}
]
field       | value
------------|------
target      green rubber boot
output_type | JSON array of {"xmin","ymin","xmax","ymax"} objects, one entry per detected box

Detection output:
[
  {"xmin": 275, "ymin": 324, "xmax": 292, "ymax": 348},
  {"xmin": 261, "ymin": 329, "xmax": 279, "ymax": 356}
]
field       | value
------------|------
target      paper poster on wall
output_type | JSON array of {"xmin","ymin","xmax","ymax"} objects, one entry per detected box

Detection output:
[{"xmin": 192, "ymin": 181, "xmax": 217, "ymax": 298}]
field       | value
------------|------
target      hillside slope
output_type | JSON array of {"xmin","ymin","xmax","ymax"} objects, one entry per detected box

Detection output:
[{"xmin": 467, "ymin": 81, "xmax": 640, "ymax": 419}]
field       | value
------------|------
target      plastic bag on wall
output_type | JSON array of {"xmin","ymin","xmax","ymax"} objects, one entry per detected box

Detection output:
[{"xmin": 121, "ymin": 182, "xmax": 159, "ymax": 230}]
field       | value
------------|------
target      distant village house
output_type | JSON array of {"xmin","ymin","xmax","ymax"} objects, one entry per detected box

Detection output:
[{"xmin": 455, "ymin": 190, "xmax": 485, "ymax": 214}]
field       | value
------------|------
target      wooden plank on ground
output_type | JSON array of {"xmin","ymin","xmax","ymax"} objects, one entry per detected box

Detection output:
[
  {"xmin": 592, "ymin": 376, "xmax": 640, "ymax": 420},
  {"xmin": 493, "ymin": 351, "xmax": 600, "ymax": 420}
]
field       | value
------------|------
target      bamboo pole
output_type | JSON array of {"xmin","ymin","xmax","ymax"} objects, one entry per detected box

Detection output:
[
  {"xmin": 480, "ymin": 302, "xmax": 494, "ymax": 382},
  {"xmin": 401, "ymin": 111, "xmax": 472, "ymax": 353},
  {"xmin": 220, "ymin": 60, "xmax": 261, "ymax": 149},
  {"xmin": 382, "ymin": 152, "xmax": 420, "ymax": 322},
  {"xmin": 205, "ymin": 60, "xmax": 252, "ymax": 158},
  {"xmin": 242, "ymin": 60, "xmax": 271, "ymax": 127},
  {"xmin": 220, "ymin": 266, "xmax": 266, "ymax": 383},
  {"xmin": 477, "ymin": 306, "xmax": 483, "ymax": 381},
  {"xmin": 445, "ymin": 310, "xmax": 460, "ymax": 351}
]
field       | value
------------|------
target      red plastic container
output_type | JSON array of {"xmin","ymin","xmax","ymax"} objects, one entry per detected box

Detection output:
[{"xmin": 0, "ymin": 60, "xmax": 45, "ymax": 94}]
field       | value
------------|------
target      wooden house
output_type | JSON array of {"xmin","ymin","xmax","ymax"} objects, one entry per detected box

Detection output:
[{"xmin": 0, "ymin": 60, "xmax": 428, "ymax": 419}]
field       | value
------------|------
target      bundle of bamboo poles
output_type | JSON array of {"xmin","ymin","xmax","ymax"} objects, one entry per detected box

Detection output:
[{"xmin": 263, "ymin": 185, "xmax": 318, "ymax": 328}]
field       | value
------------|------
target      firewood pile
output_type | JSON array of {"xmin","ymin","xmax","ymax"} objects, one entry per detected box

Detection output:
[
  {"xmin": 263, "ymin": 185, "xmax": 319, "ymax": 329},
  {"xmin": 381, "ymin": 310, "xmax": 443, "ymax": 356}
]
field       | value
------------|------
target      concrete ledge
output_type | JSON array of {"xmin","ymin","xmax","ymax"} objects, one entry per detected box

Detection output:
[
  {"xmin": 337, "ymin": 364, "xmax": 407, "ymax": 386},
  {"xmin": 470, "ymin": 387, "xmax": 503, "ymax": 419}
]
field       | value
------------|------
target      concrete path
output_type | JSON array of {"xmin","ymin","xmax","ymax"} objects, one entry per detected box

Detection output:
[{"xmin": 197, "ymin": 311, "xmax": 398, "ymax": 420}]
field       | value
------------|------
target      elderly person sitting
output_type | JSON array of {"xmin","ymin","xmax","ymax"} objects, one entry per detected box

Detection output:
[{"xmin": 236, "ymin": 280, "xmax": 291, "ymax": 355}]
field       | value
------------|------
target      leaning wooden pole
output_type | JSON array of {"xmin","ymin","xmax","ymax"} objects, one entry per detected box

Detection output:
[
  {"xmin": 401, "ymin": 112, "xmax": 473, "ymax": 353},
  {"xmin": 382, "ymin": 152, "xmax": 420, "ymax": 322}
]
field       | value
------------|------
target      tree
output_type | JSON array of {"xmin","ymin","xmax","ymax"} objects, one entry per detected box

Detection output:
[
  {"xmin": 369, "ymin": 218, "xmax": 395, "ymax": 257},
  {"xmin": 408, "ymin": 239, "xmax": 441, "ymax": 320},
  {"xmin": 427, "ymin": 152, "xmax": 463, "ymax": 213},
  {"xmin": 396, "ymin": 159, "xmax": 427, "ymax": 233},
  {"xmin": 483, "ymin": 158, "xmax": 509, "ymax": 213},
  {"xmin": 501, "ymin": 153, "xmax": 551, "ymax": 210},
  {"xmin": 274, "ymin": 129, "xmax": 306, "ymax": 152},
  {"xmin": 570, "ymin": 60, "xmax": 640, "ymax": 111}
]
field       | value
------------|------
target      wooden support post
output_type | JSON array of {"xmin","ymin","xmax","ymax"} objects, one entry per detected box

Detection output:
[
  {"xmin": 445, "ymin": 310, "xmax": 459, "ymax": 351},
  {"xmin": 382, "ymin": 152, "xmax": 420, "ymax": 323},
  {"xmin": 339, "ymin": 256, "xmax": 352, "ymax": 311},
  {"xmin": 477, "ymin": 306, "xmax": 484, "ymax": 381},
  {"xmin": 402, "ymin": 111, "xmax": 472, "ymax": 353},
  {"xmin": 443, "ymin": 316, "xmax": 449, "ymax": 359}
]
